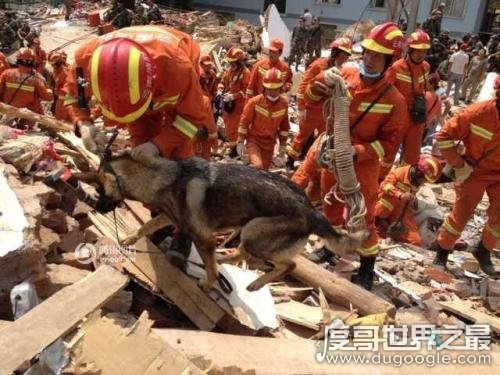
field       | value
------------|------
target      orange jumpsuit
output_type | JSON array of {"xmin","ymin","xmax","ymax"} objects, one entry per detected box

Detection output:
[
  {"xmin": 375, "ymin": 165, "xmax": 421, "ymax": 246},
  {"xmin": 436, "ymin": 99, "xmax": 500, "ymax": 252},
  {"xmin": 220, "ymin": 66, "xmax": 250, "ymax": 142},
  {"xmin": 0, "ymin": 53, "xmax": 10, "ymax": 76},
  {"xmin": 310, "ymin": 66, "xmax": 409, "ymax": 257},
  {"xmin": 52, "ymin": 63, "xmax": 70, "ymax": 121},
  {"xmin": 288, "ymin": 57, "xmax": 331, "ymax": 159},
  {"xmin": 291, "ymin": 134, "xmax": 322, "ymax": 201},
  {"xmin": 64, "ymin": 26, "xmax": 208, "ymax": 160},
  {"xmin": 193, "ymin": 94, "xmax": 217, "ymax": 160},
  {"xmin": 200, "ymin": 68, "xmax": 219, "ymax": 100},
  {"xmin": 245, "ymin": 58, "xmax": 292, "ymax": 98},
  {"xmin": 238, "ymin": 94, "xmax": 290, "ymax": 170},
  {"xmin": 0, "ymin": 66, "xmax": 52, "ymax": 114},
  {"xmin": 34, "ymin": 47, "xmax": 47, "ymax": 75},
  {"xmin": 381, "ymin": 58, "xmax": 430, "ymax": 177}
]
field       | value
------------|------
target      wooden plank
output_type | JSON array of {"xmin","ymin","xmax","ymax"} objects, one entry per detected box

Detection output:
[
  {"xmin": 0, "ymin": 102, "xmax": 73, "ymax": 132},
  {"xmin": 0, "ymin": 265, "xmax": 128, "ymax": 374},
  {"xmin": 72, "ymin": 311, "xmax": 205, "ymax": 375},
  {"xmin": 439, "ymin": 301, "xmax": 500, "ymax": 334},
  {"xmin": 121, "ymin": 237, "xmax": 225, "ymax": 331}
]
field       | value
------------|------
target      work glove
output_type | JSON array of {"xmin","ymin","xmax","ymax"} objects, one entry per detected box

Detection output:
[
  {"xmin": 78, "ymin": 121, "xmax": 98, "ymax": 153},
  {"xmin": 400, "ymin": 192, "xmax": 417, "ymax": 208},
  {"xmin": 196, "ymin": 126, "xmax": 209, "ymax": 141},
  {"xmin": 453, "ymin": 161, "xmax": 474, "ymax": 184},
  {"xmin": 130, "ymin": 142, "xmax": 159, "ymax": 163},
  {"xmin": 223, "ymin": 93, "xmax": 234, "ymax": 102},
  {"xmin": 236, "ymin": 142, "xmax": 245, "ymax": 158},
  {"xmin": 297, "ymin": 109, "xmax": 307, "ymax": 122}
]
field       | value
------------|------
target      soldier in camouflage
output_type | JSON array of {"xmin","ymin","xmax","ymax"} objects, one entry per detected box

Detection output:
[
  {"xmin": 307, "ymin": 17, "xmax": 322, "ymax": 62},
  {"xmin": 289, "ymin": 17, "xmax": 308, "ymax": 71}
]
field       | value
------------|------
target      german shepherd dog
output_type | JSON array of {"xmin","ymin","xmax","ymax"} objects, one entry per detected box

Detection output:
[{"xmin": 76, "ymin": 154, "xmax": 365, "ymax": 291}]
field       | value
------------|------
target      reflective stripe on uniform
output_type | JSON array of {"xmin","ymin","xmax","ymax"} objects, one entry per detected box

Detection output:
[
  {"xmin": 418, "ymin": 72, "xmax": 428, "ymax": 84},
  {"xmin": 358, "ymin": 103, "xmax": 393, "ymax": 114},
  {"xmin": 395, "ymin": 182, "xmax": 410, "ymax": 192},
  {"xmin": 379, "ymin": 159, "xmax": 393, "ymax": 168},
  {"xmin": 470, "ymin": 123, "xmax": 493, "ymax": 141},
  {"xmin": 379, "ymin": 198, "xmax": 394, "ymax": 212},
  {"xmin": 152, "ymin": 94, "xmax": 180, "ymax": 111},
  {"xmin": 358, "ymin": 243, "xmax": 380, "ymax": 256},
  {"xmin": 382, "ymin": 183, "xmax": 395, "ymax": 194},
  {"xmin": 255, "ymin": 105, "xmax": 269, "ymax": 117},
  {"xmin": 443, "ymin": 217, "xmax": 461, "ymax": 237},
  {"xmin": 238, "ymin": 126, "xmax": 248, "ymax": 134},
  {"xmin": 395, "ymin": 72, "xmax": 412, "ymax": 83},
  {"xmin": 63, "ymin": 95, "xmax": 78, "ymax": 106},
  {"xmin": 271, "ymin": 109, "xmax": 286, "ymax": 118},
  {"xmin": 286, "ymin": 144, "xmax": 300, "ymax": 158},
  {"xmin": 485, "ymin": 224, "xmax": 500, "ymax": 239},
  {"xmin": 306, "ymin": 88, "xmax": 322, "ymax": 101},
  {"xmin": 172, "ymin": 115, "xmax": 198, "ymax": 138},
  {"xmin": 370, "ymin": 140, "xmax": 385, "ymax": 158},
  {"xmin": 437, "ymin": 140, "xmax": 455, "ymax": 149},
  {"xmin": 258, "ymin": 66, "xmax": 268, "ymax": 76},
  {"xmin": 246, "ymin": 88, "xmax": 254, "ymax": 96},
  {"xmin": 279, "ymin": 130, "xmax": 289, "ymax": 137},
  {"xmin": 5, "ymin": 82, "xmax": 35, "ymax": 92},
  {"xmin": 296, "ymin": 92, "xmax": 304, "ymax": 99}
]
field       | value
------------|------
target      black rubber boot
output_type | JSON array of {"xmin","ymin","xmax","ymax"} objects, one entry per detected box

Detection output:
[
  {"xmin": 472, "ymin": 242, "xmax": 496, "ymax": 276},
  {"xmin": 285, "ymin": 156, "xmax": 296, "ymax": 171},
  {"xmin": 432, "ymin": 245, "xmax": 450, "ymax": 270},
  {"xmin": 352, "ymin": 256, "xmax": 375, "ymax": 291}
]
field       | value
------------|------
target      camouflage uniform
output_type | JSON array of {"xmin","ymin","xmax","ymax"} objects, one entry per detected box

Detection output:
[
  {"xmin": 307, "ymin": 22, "xmax": 322, "ymax": 59},
  {"xmin": 132, "ymin": 8, "xmax": 148, "ymax": 25},
  {"xmin": 110, "ymin": 6, "xmax": 134, "ymax": 29},
  {"xmin": 289, "ymin": 21, "xmax": 308, "ymax": 70},
  {"xmin": 0, "ymin": 22, "xmax": 17, "ymax": 51}
]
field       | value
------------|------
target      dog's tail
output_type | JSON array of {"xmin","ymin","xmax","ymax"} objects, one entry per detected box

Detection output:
[{"xmin": 308, "ymin": 210, "xmax": 367, "ymax": 256}]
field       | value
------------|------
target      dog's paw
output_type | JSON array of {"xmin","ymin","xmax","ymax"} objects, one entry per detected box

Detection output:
[
  {"xmin": 246, "ymin": 279, "xmax": 264, "ymax": 292},
  {"xmin": 199, "ymin": 277, "xmax": 215, "ymax": 292}
]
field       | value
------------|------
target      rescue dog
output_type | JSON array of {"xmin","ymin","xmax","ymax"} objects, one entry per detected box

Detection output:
[{"xmin": 76, "ymin": 153, "xmax": 366, "ymax": 291}]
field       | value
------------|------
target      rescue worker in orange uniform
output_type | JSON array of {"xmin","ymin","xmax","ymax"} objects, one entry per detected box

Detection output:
[
  {"xmin": 375, "ymin": 155, "xmax": 443, "ymax": 246},
  {"xmin": 287, "ymin": 37, "xmax": 352, "ymax": 167},
  {"xmin": 0, "ymin": 52, "xmax": 10, "ymax": 76},
  {"xmin": 199, "ymin": 54, "xmax": 219, "ymax": 100},
  {"xmin": 237, "ymin": 67, "xmax": 290, "ymax": 170},
  {"xmin": 381, "ymin": 30, "xmax": 431, "ymax": 179},
  {"xmin": 306, "ymin": 23, "xmax": 408, "ymax": 290},
  {"xmin": 0, "ymin": 47, "xmax": 52, "ymax": 117},
  {"xmin": 433, "ymin": 76, "xmax": 500, "ymax": 275},
  {"xmin": 63, "ymin": 26, "xmax": 211, "ymax": 160},
  {"xmin": 31, "ymin": 38, "xmax": 47, "ymax": 75},
  {"xmin": 291, "ymin": 132, "xmax": 325, "ymax": 202},
  {"xmin": 245, "ymin": 38, "xmax": 292, "ymax": 99},
  {"xmin": 48, "ymin": 51, "xmax": 70, "ymax": 121},
  {"xmin": 220, "ymin": 47, "xmax": 251, "ymax": 155}
]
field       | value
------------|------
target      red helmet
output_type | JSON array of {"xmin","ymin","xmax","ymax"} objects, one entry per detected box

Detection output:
[
  {"xmin": 89, "ymin": 38, "xmax": 155, "ymax": 124},
  {"xmin": 330, "ymin": 37, "xmax": 352, "ymax": 55},
  {"xmin": 226, "ymin": 47, "xmax": 245, "ymax": 62},
  {"xmin": 263, "ymin": 67, "xmax": 284, "ymax": 89},
  {"xmin": 268, "ymin": 38, "xmax": 284, "ymax": 52},
  {"xmin": 17, "ymin": 47, "xmax": 35, "ymax": 62},
  {"xmin": 361, "ymin": 22, "xmax": 404, "ymax": 57},
  {"xmin": 407, "ymin": 29, "xmax": 431, "ymax": 50},
  {"xmin": 417, "ymin": 155, "xmax": 443, "ymax": 183},
  {"xmin": 48, "ymin": 51, "xmax": 67, "ymax": 65}
]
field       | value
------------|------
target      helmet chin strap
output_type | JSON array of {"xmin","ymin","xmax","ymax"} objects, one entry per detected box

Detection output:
[{"xmin": 266, "ymin": 94, "xmax": 280, "ymax": 102}]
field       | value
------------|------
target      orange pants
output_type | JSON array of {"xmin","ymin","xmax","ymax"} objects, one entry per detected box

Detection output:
[
  {"xmin": 247, "ymin": 142, "xmax": 273, "ymax": 170},
  {"xmin": 374, "ymin": 194, "xmax": 421, "ymax": 246},
  {"xmin": 401, "ymin": 122, "xmax": 425, "ymax": 165},
  {"xmin": 438, "ymin": 174, "xmax": 500, "ymax": 251},
  {"xmin": 291, "ymin": 146, "xmax": 321, "ymax": 201},
  {"xmin": 321, "ymin": 161, "xmax": 380, "ymax": 257},
  {"xmin": 128, "ymin": 113, "xmax": 194, "ymax": 160},
  {"xmin": 193, "ymin": 138, "xmax": 217, "ymax": 160},
  {"xmin": 222, "ymin": 102, "xmax": 244, "ymax": 143},
  {"xmin": 288, "ymin": 106, "xmax": 324, "ymax": 159},
  {"xmin": 54, "ymin": 98, "xmax": 70, "ymax": 121}
]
